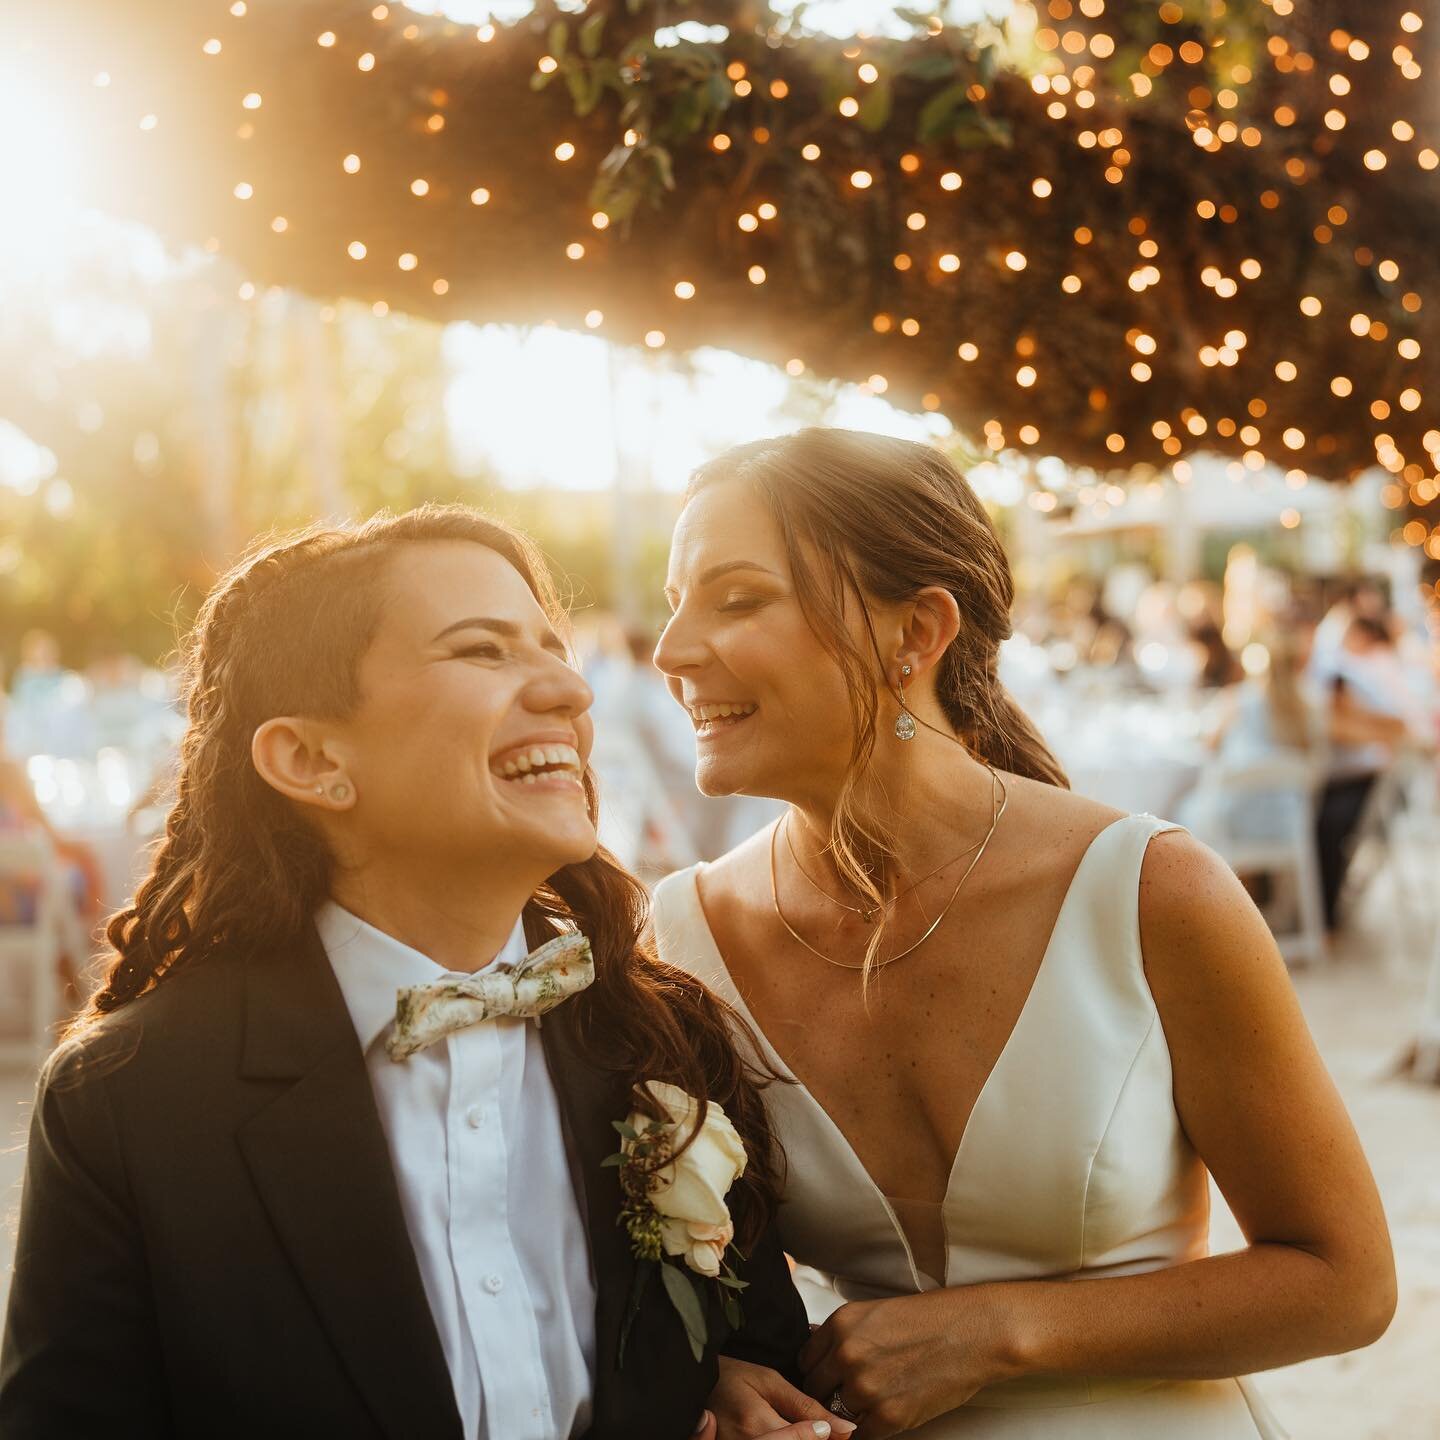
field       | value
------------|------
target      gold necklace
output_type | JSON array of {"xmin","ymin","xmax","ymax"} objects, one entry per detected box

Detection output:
[
  {"xmin": 782, "ymin": 810, "xmax": 987, "ymax": 924},
  {"xmin": 769, "ymin": 766, "xmax": 1007, "ymax": 972}
]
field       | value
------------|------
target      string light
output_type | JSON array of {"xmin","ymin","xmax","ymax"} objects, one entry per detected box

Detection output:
[{"xmin": 89, "ymin": 0, "xmax": 1426, "ymax": 501}]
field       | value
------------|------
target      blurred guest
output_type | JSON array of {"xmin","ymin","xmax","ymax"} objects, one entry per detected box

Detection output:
[
  {"xmin": 1188, "ymin": 620, "xmax": 1243, "ymax": 690},
  {"xmin": 5, "ymin": 631, "xmax": 91, "ymax": 758},
  {"xmin": 1314, "ymin": 616, "xmax": 1423, "ymax": 930},
  {"xmin": 8, "ymin": 630, "xmax": 67, "ymax": 708},
  {"xmin": 0, "ymin": 727, "xmax": 101, "ymax": 990},
  {"xmin": 1310, "ymin": 577, "xmax": 1392, "ymax": 680},
  {"xmin": 1180, "ymin": 631, "xmax": 1319, "ymax": 862}
]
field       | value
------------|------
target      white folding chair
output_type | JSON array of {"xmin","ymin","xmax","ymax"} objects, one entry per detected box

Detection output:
[
  {"xmin": 0, "ymin": 831, "xmax": 66, "ymax": 1065},
  {"xmin": 1179, "ymin": 755, "xmax": 1328, "ymax": 967}
]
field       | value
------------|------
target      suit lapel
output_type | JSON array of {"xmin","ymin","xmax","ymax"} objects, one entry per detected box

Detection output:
[
  {"xmin": 236, "ymin": 928, "xmax": 461, "ymax": 1440},
  {"xmin": 541, "ymin": 1006, "xmax": 722, "ymax": 1436},
  {"xmin": 539, "ymin": 1006, "xmax": 638, "ymax": 1414}
]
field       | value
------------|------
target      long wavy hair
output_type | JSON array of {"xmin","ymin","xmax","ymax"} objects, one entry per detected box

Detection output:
[
  {"xmin": 74, "ymin": 504, "xmax": 780, "ymax": 1240},
  {"xmin": 688, "ymin": 428, "xmax": 1068, "ymax": 959}
]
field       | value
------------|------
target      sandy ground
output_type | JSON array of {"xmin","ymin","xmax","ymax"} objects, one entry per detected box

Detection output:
[{"xmin": 0, "ymin": 882, "xmax": 1436, "ymax": 1437}]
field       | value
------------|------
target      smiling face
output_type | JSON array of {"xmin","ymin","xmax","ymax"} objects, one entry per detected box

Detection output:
[
  {"xmin": 328, "ymin": 540, "xmax": 597, "ymax": 882},
  {"xmin": 655, "ymin": 479, "xmax": 865, "ymax": 803}
]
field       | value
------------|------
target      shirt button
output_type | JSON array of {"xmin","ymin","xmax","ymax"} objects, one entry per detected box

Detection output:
[
  {"xmin": 483, "ymin": 1274, "xmax": 504, "ymax": 1295},
  {"xmin": 465, "ymin": 1105, "xmax": 484, "ymax": 1129}
]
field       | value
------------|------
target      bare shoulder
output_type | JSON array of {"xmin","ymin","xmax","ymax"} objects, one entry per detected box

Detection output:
[
  {"xmin": 1136, "ymin": 827, "xmax": 1293, "ymax": 1023},
  {"xmin": 985, "ymin": 772, "xmax": 1125, "ymax": 876},
  {"xmin": 1002, "ymin": 771, "xmax": 1123, "ymax": 830}
]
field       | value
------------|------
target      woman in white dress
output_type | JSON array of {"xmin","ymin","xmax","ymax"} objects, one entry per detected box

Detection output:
[{"xmin": 652, "ymin": 429, "xmax": 1395, "ymax": 1439}]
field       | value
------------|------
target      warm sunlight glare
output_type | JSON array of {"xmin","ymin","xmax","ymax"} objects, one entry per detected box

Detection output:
[{"xmin": 0, "ymin": 63, "xmax": 81, "ymax": 265}]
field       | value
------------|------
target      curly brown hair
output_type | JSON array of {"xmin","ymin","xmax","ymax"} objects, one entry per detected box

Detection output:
[{"xmin": 73, "ymin": 503, "xmax": 781, "ymax": 1242}]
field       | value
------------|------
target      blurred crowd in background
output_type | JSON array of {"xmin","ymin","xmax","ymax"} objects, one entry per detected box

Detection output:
[{"xmin": 9, "ymin": 533, "xmax": 1433, "ymax": 1048}]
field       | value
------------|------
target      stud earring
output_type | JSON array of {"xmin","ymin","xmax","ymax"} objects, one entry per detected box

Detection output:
[
  {"xmin": 314, "ymin": 785, "xmax": 324, "ymax": 796},
  {"xmin": 330, "ymin": 783, "xmax": 351, "ymax": 802},
  {"xmin": 895, "ymin": 663, "xmax": 917, "ymax": 741}
]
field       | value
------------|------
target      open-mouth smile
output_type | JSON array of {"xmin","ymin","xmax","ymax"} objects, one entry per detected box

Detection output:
[
  {"xmin": 687, "ymin": 702, "xmax": 758, "ymax": 738},
  {"xmin": 491, "ymin": 743, "xmax": 585, "ymax": 790}
]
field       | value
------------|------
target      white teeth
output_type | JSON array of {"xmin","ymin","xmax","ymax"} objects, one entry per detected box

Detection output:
[
  {"xmin": 690, "ymin": 702, "xmax": 757, "ymax": 723},
  {"xmin": 494, "ymin": 742, "xmax": 583, "ymax": 782}
]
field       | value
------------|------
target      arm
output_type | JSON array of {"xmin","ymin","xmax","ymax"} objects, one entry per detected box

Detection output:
[
  {"xmin": 801, "ymin": 833, "xmax": 1395, "ymax": 1437},
  {"xmin": 719, "ymin": 1218, "xmax": 810, "ymax": 1385},
  {"xmin": 1328, "ymin": 683, "xmax": 1410, "ymax": 748},
  {"xmin": 0, "ymin": 1047, "xmax": 173, "ymax": 1437},
  {"xmin": 710, "ymin": 1222, "xmax": 850, "ymax": 1438}
]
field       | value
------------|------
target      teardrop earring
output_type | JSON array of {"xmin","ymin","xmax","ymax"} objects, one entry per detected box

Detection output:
[{"xmin": 894, "ymin": 663, "xmax": 917, "ymax": 741}]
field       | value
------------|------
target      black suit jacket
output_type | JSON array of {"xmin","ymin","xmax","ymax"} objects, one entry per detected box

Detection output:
[{"xmin": 0, "ymin": 927, "xmax": 808, "ymax": 1438}]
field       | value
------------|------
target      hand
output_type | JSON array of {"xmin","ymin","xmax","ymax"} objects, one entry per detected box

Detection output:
[
  {"xmin": 800, "ymin": 1288, "xmax": 1015, "ymax": 1438},
  {"xmin": 706, "ymin": 1356, "xmax": 857, "ymax": 1440}
]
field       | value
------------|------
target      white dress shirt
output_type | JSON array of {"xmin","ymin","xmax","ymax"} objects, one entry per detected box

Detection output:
[{"xmin": 316, "ymin": 902, "xmax": 597, "ymax": 1440}]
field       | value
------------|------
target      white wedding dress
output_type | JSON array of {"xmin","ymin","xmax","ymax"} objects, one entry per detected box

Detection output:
[{"xmin": 653, "ymin": 814, "xmax": 1287, "ymax": 1438}]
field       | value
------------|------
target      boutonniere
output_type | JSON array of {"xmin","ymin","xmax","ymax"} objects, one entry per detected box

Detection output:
[{"xmin": 603, "ymin": 1081, "xmax": 750, "ymax": 1364}]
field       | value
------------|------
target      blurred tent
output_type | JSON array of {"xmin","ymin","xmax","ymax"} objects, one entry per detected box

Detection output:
[{"xmin": 0, "ymin": 0, "xmax": 1434, "ymax": 514}]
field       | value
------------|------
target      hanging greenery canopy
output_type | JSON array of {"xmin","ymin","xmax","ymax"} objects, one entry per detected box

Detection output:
[{"xmin": 11, "ymin": 0, "xmax": 1439, "ymax": 521}]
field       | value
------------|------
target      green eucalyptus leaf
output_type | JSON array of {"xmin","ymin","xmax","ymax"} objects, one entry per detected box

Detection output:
[
  {"xmin": 648, "ymin": 144, "xmax": 675, "ymax": 191},
  {"xmin": 579, "ymin": 12, "xmax": 606, "ymax": 59},
  {"xmin": 917, "ymin": 80, "xmax": 967, "ymax": 142},
  {"xmin": 617, "ymin": 1261, "xmax": 654, "ymax": 1369},
  {"xmin": 598, "ymin": 143, "xmax": 635, "ymax": 179},
  {"xmin": 549, "ymin": 20, "xmax": 568, "ymax": 60},
  {"xmin": 857, "ymin": 75, "xmax": 892, "ymax": 131},
  {"xmin": 903, "ymin": 52, "xmax": 959, "ymax": 81},
  {"xmin": 660, "ymin": 1261, "xmax": 709, "ymax": 1362},
  {"xmin": 707, "ymin": 72, "xmax": 733, "ymax": 113}
]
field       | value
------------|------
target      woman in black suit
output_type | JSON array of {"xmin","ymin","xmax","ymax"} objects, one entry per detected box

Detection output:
[{"xmin": 0, "ymin": 505, "xmax": 832, "ymax": 1440}]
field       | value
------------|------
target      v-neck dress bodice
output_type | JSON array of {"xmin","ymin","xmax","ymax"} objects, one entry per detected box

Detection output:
[{"xmin": 653, "ymin": 814, "xmax": 1285, "ymax": 1438}]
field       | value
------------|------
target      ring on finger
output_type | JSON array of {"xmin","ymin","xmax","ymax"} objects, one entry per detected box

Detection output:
[{"xmin": 828, "ymin": 1387, "xmax": 862, "ymax": 1422}]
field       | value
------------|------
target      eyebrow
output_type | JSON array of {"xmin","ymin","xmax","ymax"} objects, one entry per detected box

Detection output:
[
  {"xmin": 430, "ymin": 617, "xmax": 568, "ymax": 655},
  {"xmin": 665, "ymin": 560, "xmax": 781, "ymax": 596}
]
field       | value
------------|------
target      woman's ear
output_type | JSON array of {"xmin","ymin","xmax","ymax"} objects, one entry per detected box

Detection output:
[
  {"xmin": 252, "ymin": 718, "xmax": 355, "ymax": 810},
  {"xmin": 898, "ymin": 586, "xmax": 962, "ymax": 678}
]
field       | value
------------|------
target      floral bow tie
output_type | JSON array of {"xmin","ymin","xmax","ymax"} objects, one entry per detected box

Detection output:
[{"xmin": 386, "ymin": 932, "xmax": 594, "ymax": 1061}]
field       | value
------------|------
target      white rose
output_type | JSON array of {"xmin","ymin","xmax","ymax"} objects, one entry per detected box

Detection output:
[{"xmin": 628, "ymin": 1081, "xmax": 747, "ymax": 1234}]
